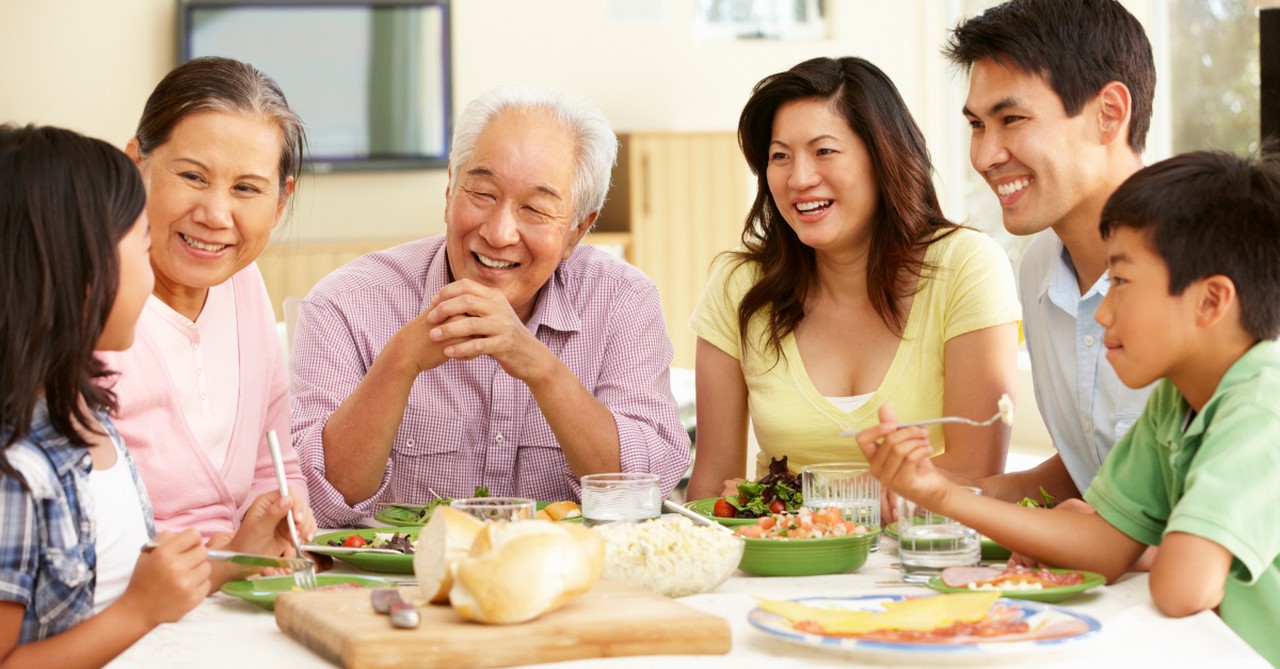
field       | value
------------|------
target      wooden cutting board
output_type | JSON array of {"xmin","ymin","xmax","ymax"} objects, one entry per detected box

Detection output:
[{"xmin": 275, "ymin": 579, "xmax": 732, "ymax": 668}]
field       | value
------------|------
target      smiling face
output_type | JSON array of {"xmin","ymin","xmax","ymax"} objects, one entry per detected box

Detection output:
[
  {"xmin": 132, "ymin": 110, "xmax": 291, "ymax": 310},
  {"xmin": 963, "ymin": 59, "xmax": 1108, "ymax": 237},
  {"xmin": 98, "ymin": 212, "xmax": 156, "ymax": 351},
  {"xmin": 765, "ymin": 98, "xmax": 879, "ymax": 255},
  {"xmin": 1095, "ymin": 226, "xmax": 1197, "ymax": 389},
  {"xmin": 444, "ymin": 108, "xmax": 590, "ymax": 321}
]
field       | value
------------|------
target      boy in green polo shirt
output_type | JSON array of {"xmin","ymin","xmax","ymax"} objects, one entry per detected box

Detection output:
[{"xmin": 857, "ymin": 150, "xmax": 1280, "ymax": 665}]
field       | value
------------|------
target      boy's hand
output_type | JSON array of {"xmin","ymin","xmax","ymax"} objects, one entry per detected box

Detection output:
[
  {"xmin": 855, "ymin": 404, "xmax": 951, "ymax": 510},
  {"xmin": 122, "ymin": 529, "xmax": 209, "ymax": 626}
]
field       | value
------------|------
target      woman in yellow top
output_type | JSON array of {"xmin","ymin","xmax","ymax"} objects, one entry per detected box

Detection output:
[{"xmin": 686, "ymin": 57, "xmax": 1021, "ymax": 501}]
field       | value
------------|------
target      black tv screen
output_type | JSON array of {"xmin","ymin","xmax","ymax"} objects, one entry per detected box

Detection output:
[{"xmin": 179, "ymin": 0, "xmax": 452, "ymax": 172}]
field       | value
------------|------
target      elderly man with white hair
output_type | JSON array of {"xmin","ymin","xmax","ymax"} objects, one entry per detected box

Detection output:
[{"xmin": 289, "ymin": 87, "xmax": 690, "ymax": 527}]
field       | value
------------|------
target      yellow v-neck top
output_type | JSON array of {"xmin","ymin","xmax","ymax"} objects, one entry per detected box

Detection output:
[{"xmin": 691, "ymin": 228, "xmax": 1021, "ymax": 478}]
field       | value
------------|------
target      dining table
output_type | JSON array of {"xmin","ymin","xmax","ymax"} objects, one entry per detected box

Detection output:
[{"xmin": 106, "ymin": 525, "xmax": 1269, "ymax": 669}]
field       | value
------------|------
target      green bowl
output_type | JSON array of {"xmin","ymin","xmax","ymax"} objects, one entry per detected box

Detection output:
[
  {"xmin": 737, "ymin": 526, "xmax": 880, "ymax": 576},
  {"xmin": 311, "ymin": 528, "xmax": 420, "ymax": 574},
  {"xmin": 885, "ymin": 521, "xmax": 1013, "ymax": 562},
  {"xmin": 220, "ymin": 573, "xmax": 393, "ymax": 610},
  {"xmin": 683, "ymin": 498, "xmax": 771, "ymax": 528},
  {"xmin": 925, "ymin": 568, "xmax": 1106, "ymax": 603}
]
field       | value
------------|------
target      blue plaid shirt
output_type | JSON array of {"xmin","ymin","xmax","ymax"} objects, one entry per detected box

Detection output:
[{"xmin": 0, "ymin": 401, "xmax": 154, "ymax": 643}]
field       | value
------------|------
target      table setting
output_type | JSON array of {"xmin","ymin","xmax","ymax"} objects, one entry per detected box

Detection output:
[{"xmin": 106, "ymin": 422, "xmax": 1270, "ymax": 668}]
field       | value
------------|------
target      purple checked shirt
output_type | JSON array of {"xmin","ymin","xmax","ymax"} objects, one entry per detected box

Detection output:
[{"xmin": 289, "ymin": 236, "xmax": 691, "ymax": 527}]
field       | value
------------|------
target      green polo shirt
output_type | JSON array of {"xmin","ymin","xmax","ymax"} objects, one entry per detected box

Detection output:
[{"xmin": 1086, "ymin": 339, "xmax": 1280, "ymax": 666}]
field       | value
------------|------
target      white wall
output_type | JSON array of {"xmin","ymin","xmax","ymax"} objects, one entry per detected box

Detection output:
[{"xmin": 2, "ymin": 0, "xmax": 960, "ymax": 243}]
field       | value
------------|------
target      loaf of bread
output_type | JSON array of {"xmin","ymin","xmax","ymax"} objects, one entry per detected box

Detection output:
[
  {"xmin": 449, "ymin": 520, "xmax": 604, "ymax": 624},
  {"xmin": 541, "ymin": 500, "xmax": 581, "ymax": 521},
  {"xmin": 413, "ymin": 506, "xmax": 484, "ymax": 604}
]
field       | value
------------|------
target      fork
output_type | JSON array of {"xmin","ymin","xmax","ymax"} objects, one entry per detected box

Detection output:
[
  {"xmin": 837, "ymin": 394, "xmax": 1013, "ymax": 437},
  {"xmin": 267, "ymin": 430, "xmax": 317, "ymax": 591},
  {"xmin": 141, "ymin": 543, "xmax": 318, "ymax": 591}
]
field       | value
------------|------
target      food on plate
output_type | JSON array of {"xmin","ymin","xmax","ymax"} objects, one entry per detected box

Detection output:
[
  {"xmin": 535, "ymin": 500, "xmax": 582, "ymax": 521},
  {"xmin": 940, "ymin": 565, "xmax": 1086, "ymax": 591},
  {"xmin": 734, "ymin": 506, "xmax": 870, "ymax": 539},
  {"xmin": 715, "ymin": 456, "xmax": 803, "ymax": 519},
  {"xmin": 329, "ymin": 531, "xmax": 416, "ymax": 554},
  {"xmin": 997, "ymin": 393, "xmax": 1015, "ymax": 426},
  {"xmin": 414, "ymin": 506, "xmax": 485, "ymax": 604},
  {"xmin": 756, "ymin": 592, "xmax": 1036, "ymax": 641},
  {"xmin": 1015, "ymin": 486, "xmax": 1058, "ymax": 509},
  {"xmin": 405, "ymin": 485, "xmax": 492, "ymax": 522},
  {"xmin": 450, "ymin": 520, "xmax": 604, "ymax": 624},
  {"xmin": 594, "ymin": 516, "xmax": 744, "ymax": 597}
]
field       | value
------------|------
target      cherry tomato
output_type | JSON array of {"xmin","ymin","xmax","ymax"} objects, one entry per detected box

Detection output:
[
  {"xmin": 342, "ymin": 534, "xmax": 368, "ymax": 548},
  {"xmin": 768, "ymin": 499, "xmax": 786, "ymax": 515},
  {"xmin": 713, "ymin": 498, "xmax": 736, "ymax": 518}
]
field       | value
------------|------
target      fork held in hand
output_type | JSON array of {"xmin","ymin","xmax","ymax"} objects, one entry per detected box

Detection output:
[{"xmin": 837, "ymin": 394, "xmax": 1014, "ymax": 437}]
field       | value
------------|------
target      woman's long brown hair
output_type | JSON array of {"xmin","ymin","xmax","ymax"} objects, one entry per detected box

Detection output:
[{"xmin": 731, "ymin": 57, "xmax": 958, "ymax": 359}]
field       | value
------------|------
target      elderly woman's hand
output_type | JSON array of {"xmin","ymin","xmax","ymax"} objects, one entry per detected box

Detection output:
[{"xmin": 426, "ymin": 279, "xmax": 554, "ymax": 383}]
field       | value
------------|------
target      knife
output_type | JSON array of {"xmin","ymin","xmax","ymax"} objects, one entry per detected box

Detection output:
[{"xmin": 141, "ymin": 542, "xmax": 315, "ymax": 572}]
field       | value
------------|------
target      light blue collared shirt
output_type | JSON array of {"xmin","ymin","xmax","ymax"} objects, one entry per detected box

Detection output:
[{"xmin": 1019, "ymin": 232, "xmax": 1154, "ymax": 491}]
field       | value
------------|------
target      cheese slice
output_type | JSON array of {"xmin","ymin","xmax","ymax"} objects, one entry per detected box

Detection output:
[{"xmin": 757, "ymin": 592, "xmax": 1000, "ymax": 635}]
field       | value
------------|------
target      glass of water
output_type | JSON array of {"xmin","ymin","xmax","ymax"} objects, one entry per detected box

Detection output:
[
  {"xmin": 801, "ymin": 462, "xmax": 881, "ymax": 527},
  {"xmin": 897, "ymin": 486, "xmax": 982, "ymax": 583},
  {"xmin": 580, "ymin": 473, "xmax": 662, "ymax": 527},
  {"xmin": 449, "ymin": 497, "xmax": 536, "ymax": 523}
]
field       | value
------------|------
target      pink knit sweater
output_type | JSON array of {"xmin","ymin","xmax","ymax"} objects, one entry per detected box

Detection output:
[{"xmin": 100, "ymin": 263, "xmax": 307, "ymax": 539}]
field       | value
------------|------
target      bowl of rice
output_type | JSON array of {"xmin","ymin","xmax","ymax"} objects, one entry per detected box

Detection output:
[{"xmin": 592, "ymin": 516, "xmax": 744, "ymax": 597}]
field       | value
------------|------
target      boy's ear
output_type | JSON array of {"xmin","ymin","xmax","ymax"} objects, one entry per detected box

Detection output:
[
  {"xmin": 1194, "ymin": 275, "xmax": 1239, "ymax": 329},
  {"xmin": 1096, "ymin": 81, "xmax": 1133, "ymax": 147}
]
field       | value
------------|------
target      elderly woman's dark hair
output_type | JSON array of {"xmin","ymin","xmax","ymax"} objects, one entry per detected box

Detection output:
[
  {"xmin": 0, "ymin": 124, "xmax": 146, "ymax": 448},
  {"xmin": 732, "ymin": 56, "xmax": 956, "ymax": 355},
  {"xmin": 133, "ymin": 56, "xmax": 307, "ymax": 196}
]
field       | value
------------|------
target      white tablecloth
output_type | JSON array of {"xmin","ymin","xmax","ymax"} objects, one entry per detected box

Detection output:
[{"xmin": 107, "ymin": 537, "xmax": 1268, "ymax": 669}]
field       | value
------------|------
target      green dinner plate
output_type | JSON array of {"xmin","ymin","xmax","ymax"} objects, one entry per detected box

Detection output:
[
  {"xmin": 311, "ymin": 528, "xmax": 421, "ymax": 574},
  {"xmin": 683, "ymin": 498, "xmax": 772, "ymax": 528},
  {"xmin": 884, "ymin": 521, "xmax": 1013, "ymax": 562},
  {"xmin": 374, "ymin": 500, "xmax": 563, "ymax": 527},
  {"xmin": 220, "ymin": 573, "xmax": 394, "ymax": 611},
  {"xmin": 738, "ymin": 526, "xmax": 881, "ymax": 576},
  {"xmin": 925, "ymin": 568, "xmax": 1106, "ymax": 603}
]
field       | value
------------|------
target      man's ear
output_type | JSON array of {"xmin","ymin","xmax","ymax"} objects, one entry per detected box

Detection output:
[
  {"xmin": 562, "ymin": 211, "xmax": 598, "ymax": 259},
  {"xmin": 1097, "ymin": 81, "xmax": 1133, "ymax": 147},
  {"xmin": 1195, "ymin": 275, "xmax": 1239, "ymax": 329}
]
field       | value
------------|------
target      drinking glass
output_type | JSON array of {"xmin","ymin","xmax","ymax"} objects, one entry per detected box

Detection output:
[
  {"xmin": 801, "ymin": 462, "xmax": 881, "ymax": 527},
  {"xmin": 580, "ymin": 473, "xmax": 662, "ymax": 527},
  {"xmin": 449, "ymin": 497, "xmax": 536, "ymax": 523},
  {"xmin": 897, "ymin": 486, "xmax": 982, "ymax": 583}
]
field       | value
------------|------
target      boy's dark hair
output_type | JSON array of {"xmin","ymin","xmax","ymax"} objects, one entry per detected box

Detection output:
[
  {"xmin": 1100, "ymin": 150, "xmax": 1280, "ymax": 340},
  {"xmin": 733, "ymin": 56, "xmax": 957, "ymax": 357},
  {"xmin": 943, "ymin": 0, "xmax": 1156, "ymax": 153},
  {"xmin": 0, "ymin": 124, "xmax": 146, "ymax": 448}
]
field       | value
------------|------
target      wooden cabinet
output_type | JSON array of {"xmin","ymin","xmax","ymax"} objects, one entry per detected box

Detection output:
[{"xmin": 593, "ymin": 132, "xmax": 751, "ymax": 369}]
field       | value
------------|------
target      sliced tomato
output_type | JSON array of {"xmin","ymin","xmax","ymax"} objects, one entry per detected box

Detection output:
[{"xmin": 342, "ymin": 534, "xmax": 368, "ymax": 548}]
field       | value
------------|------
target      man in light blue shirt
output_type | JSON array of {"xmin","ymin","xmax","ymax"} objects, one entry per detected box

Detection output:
[{"xmin": 944, "ymin": 0, "xmax": 1156, "ymax": 501}]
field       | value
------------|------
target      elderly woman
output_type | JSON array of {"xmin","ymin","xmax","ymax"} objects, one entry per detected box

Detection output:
[
  {"xmin": 101, "ymin": 57, "xmax": 316, "ymax": 570},
  {"xmin": 290, "ymin": 86, "xmax": 690, "ymax": 527},
  {"xmin": 685, "ymin": 57, "xmax": 1021, "ymax": 502}
]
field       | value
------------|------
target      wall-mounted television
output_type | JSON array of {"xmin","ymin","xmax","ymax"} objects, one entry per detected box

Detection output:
[{"xmin": 179, "ymin": 0, "xmax": 452, "ymax": 172}]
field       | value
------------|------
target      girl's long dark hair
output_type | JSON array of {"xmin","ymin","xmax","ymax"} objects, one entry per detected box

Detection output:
[
  {"xmin": 0, "ymin": 124, "xmax": 146, "ymax": 448},
  {"xmin": 732, "ymin": 57, "xmax": 957, "ymax": 357}
]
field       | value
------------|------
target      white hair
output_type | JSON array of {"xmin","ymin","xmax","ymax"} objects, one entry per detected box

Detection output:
[{"xmin": 447, "ymin": 86, "xmax": 618, "ymax": 226}]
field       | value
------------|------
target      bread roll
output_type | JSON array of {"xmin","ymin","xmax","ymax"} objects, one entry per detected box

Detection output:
[
  {"xmin": 450, "ymin": 520, "xmax": 604, "ymax": 624},
  {"xmin": 413, "ymin": 506, "xmax": 484, "ymax": 604},
  {"xmin": 542, "ymin": 500, "xmax": 581, "ymax": 521}
]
